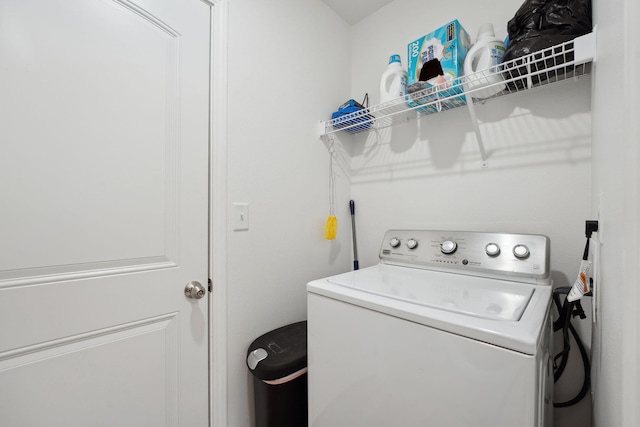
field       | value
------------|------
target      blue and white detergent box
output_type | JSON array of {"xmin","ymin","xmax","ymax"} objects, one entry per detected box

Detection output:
[{"xmin": 407, "ymin": 20, "xmax": 471, "ymax": 112}]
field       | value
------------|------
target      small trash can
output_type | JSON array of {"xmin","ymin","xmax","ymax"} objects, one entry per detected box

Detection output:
[{"xmin": 246, "ymin": 321, "xmax": 307, "ymax": 427}]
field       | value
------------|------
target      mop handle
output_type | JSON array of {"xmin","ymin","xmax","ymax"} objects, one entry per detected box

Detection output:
[{"xmin": 350, "ymin": 200, "xmax": 359, "ymax": 270}]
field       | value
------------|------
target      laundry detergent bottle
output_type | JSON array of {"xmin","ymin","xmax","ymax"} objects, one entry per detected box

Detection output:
[
  {"xmin": 463, "ymin": 23, "xmax": 506, "ymax": 99},
  {"xmin": 380, "ymin": 54, "xmax": 407, "ymax": 104}
]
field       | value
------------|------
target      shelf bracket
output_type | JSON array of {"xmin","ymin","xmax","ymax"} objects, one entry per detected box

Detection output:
[
  {"xmin": 318, "ymin": 120, "xmax": 329, "ymax": 139},
  {"xmin": 574, "ymin": 27, "xmax": 597, "ymax": 65},
  {"xmin": 465, "ymin": 93, "xmax": 488, "ymax": 168}
]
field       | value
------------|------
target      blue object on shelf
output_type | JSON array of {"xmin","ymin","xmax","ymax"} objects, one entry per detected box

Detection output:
[{"xmin": 330, "ymin": 95, "xmax": 374, "ymax": 134}]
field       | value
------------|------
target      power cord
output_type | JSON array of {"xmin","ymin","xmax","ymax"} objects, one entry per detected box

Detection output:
[
  {"xmin": 552, "ymin": 220, "xmax": 597, "ymax": 408},
  {"xmin": 552, "ymin": 286, "xmax": 591, "ymax": 408}
]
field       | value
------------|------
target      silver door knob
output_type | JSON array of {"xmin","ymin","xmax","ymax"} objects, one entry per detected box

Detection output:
[{"xmin": 185, "ymin": 281, "xmax": 206, "ymax": 299}]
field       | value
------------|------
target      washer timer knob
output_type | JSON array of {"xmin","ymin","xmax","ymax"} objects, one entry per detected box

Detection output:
[
  {"xmin": 440, "ymin": 240, "xmax": 457, "ymax": 254},
  {"xmin": 406, "ymin": 239, "xmax": 418, "ymax": 250},
  {"xmin": 513, "ymin": 244, "xmax": 530, "ymax": 259},
  {"xmin": 485, "ymin": 243, "xmax": 501, "ymax": 257},
  {"xmin": 389, "ymin": 237, "xmax": 401, "ymax": 248}
]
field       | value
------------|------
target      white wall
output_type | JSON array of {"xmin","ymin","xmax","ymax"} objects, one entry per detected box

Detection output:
[
  {"xmin": 347, "ymin": 1, "xmax": 593, "ymax": 426},
  {"xmin": 224, "ymin": 1, "xmax": 352, "ymax": 426},
  {"xmin": 591, "ymin": 0, "xmax": 640, "ymax": 426}
]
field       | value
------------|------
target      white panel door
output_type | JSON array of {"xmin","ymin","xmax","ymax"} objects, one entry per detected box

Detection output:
[{"xmin": 0, "ymin": 0, "xmax": 211, "ymax": 425}]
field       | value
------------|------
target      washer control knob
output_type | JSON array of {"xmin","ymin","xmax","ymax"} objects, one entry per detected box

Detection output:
[
  {"xmin": 440, "ymin": 240, "xmax": 457, "ymax": 254},
  {"xmin": 485, "ymin": 243, "xmax": 501, "ymax": 257},
  {"xmin": 513, "ymin": 244, "xmax": 530, "ymax": 259},
  {"xmin": 389, "ymin": 237, "xmax": 401, "ymax": 248},
  {"xmin": 406, "ymin": 239, "xmax": 418, "ymax": 250}
]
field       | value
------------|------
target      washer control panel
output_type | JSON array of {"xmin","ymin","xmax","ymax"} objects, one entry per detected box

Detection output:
[{"xmin": 379, "ymin": 230, "xmax": 550, "ymax": 282}]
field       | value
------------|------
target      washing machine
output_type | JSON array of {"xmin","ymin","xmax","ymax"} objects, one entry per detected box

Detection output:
[{"xmin": 307, "ymin": 230, "xmax": 553, "ymax": 427}]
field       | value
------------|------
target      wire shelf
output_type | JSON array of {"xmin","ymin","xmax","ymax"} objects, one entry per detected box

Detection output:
[{"xmin": 320, "ymin": 31, "xmax": 596, "ymax": 137}]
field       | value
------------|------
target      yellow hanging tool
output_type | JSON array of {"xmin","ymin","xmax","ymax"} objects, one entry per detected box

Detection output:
[
  {"xmin": 324, "ymin": 136, "xmax": 337, "ymax": 240},
  {"xmin": 324, "ymin": 216, "xmax": 337, "ymax": 240}
]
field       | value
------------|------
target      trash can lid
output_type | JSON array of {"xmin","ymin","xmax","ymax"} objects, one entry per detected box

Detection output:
[{"xmin": 246, "ymin": 320, "xmax": 307, "ymax": 381}]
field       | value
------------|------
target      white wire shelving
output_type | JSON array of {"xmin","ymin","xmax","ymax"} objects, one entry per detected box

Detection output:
[{"xmin": 318, "ymin": 30, "xmax": 597, "ymax": 167}]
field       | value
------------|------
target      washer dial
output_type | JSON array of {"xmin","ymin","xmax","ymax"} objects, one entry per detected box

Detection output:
[
  {"xmin": 485, "ymin": 243, "xmax": 501, "ymax": 257},
  {"xmin": 389, "ymin": 237, "xmax": 401, "ymax": 248},
  {"xmin": 440, "ymin": 240, "xmax": 457, "ymax": 254},
  {"xmin": 406, "ymin": 239, "xmax": 418, "ymax": 250},
  {"xmin": 513, "ymin": 244, "xmax": 530, "ymax": 259}
]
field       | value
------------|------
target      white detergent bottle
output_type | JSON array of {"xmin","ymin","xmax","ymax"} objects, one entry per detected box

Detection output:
[
  {"xmin": 463, "ymin": 23, "xmax": 506, "ymax": 99},
  {"xmin": 380, "ymin": 54, "xmax": 407, "ymax": 104}
]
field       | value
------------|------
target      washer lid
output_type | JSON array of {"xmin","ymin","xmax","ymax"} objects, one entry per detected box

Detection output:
[
  {"xmin": 327, "ymin": 265, "xmax": 534, "ymax": 321},
  {"xmin": 310, "ymin": 264, "xmax": 552, "ymax": 354}
]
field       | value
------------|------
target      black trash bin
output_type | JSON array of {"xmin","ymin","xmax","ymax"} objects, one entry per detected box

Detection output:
[{"xmin": 247, "ymin": 321, "xmax": 308, "ymax": 427}]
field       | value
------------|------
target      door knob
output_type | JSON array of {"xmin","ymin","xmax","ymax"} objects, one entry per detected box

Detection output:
[{"xmin": 185, "ymin": 281, "xmax": 207, "ymax": 299}]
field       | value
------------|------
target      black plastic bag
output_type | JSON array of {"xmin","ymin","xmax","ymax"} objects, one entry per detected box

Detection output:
[
  {"xmin": 502, "ymin": 0, "xmax": 591, "ymax": 89},
  {"xmin": 504, "ymin": 0, "xmax": 592, "ymax": 62}
]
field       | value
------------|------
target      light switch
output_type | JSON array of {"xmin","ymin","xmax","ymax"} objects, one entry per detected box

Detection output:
[{"xmin": 233, "ymin": 203, "xmax": 249, "ymax": 231}]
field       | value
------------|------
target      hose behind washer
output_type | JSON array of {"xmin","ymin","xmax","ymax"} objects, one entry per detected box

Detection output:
[{"xmin": 552, "ymin": 287, "xmax": 591, "ymax": 408}]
